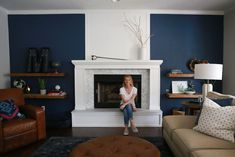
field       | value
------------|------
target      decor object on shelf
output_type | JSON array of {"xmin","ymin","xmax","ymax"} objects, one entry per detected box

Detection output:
[
  {"xmin": 51, "ymin": 61, "xmax": 61, "ymax": 73},
  {"xmin": 13, "ymin": 79, "xmax": 26, "ymax": 89},
  {"xmin": 194, "ymin": 64, "xmax": 223, "ymax": 98},
  {"xmin": 55, "ymin": 85, "xmax": 61, "ymax": 91},
  {"xmin": 184, "ymin": 81, "xmax": 196, "ymax": 94},
  {"xmin": 40, "ymin": 47, "xmax": 50, "ymax": 73},
  {"xmin": 170, "ymin": 69, "xmax": 183, "ymax": 74},
  {"xmin": 123, "ymin": 15, "xmax": 153, "ymax": 60},
  {"xmin": 38, "ymin": 78, "xmax": 47, "ymax": 95},
  {"xmin": 47, "ymin": 85, "xmax": 67, "ymax": 96},
  {"xmin": 91, "ymin": 55, "xmax": 126, "ymax": 60},
  {"xmin": 24, "ymin": 84, "xmax": 31, "ymax": 94},
  {"xmin": 26, "ymin": 47, "xmax": 51, "ymax": 73},
  {"xmin": 184, "ymin": 91, "xmax": 196, "ymax": 95},
  {"xmin": 187, "ymin": 58, "xmax": 208, "ymax": 72},
  {"xmin": 26, "ymin": 48, "xmax": 37, "ymax": 72},
  {"xmin": 172, "ymin": 81, "xmax": 188, "ymax": 93}
]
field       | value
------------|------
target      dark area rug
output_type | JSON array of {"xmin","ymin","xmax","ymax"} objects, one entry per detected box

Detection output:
[{"xmin": 31, "ymin": 136, "xmax": 174, "ymax": 157}]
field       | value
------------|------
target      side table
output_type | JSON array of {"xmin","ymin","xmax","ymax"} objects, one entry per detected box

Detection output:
[{"xmin": 181, "ymin": 101, "xmax": 202, "ymax": 115}]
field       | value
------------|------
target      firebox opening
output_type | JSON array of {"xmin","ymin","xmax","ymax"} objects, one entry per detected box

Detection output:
[{"xmin": 94, "ymin": 75, "xmax": 141, "ymax": 108}]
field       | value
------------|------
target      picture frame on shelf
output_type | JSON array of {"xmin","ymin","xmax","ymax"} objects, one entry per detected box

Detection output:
[{"xmin": 172, "ymin": 81, "xmax": 188, "ymax": 93}]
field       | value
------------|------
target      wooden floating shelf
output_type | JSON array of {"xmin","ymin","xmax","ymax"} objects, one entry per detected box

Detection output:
[
  {"xmin": 166, "ymin": 73, "xmax": 194, "ymax": 78},
  {"xmin": 166, "ymin": 93, "xmax": 202, "ymax": 99},
  {"xmin": 24, "ymin": 94, "xmax": 66, "ymax": 99},
  {"xmin": 10, "ymin": 73, "xmax": 64, "ymax": 77}
]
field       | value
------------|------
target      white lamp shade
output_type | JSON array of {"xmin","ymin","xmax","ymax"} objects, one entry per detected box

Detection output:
[{"xmin": 194, "ymin": 64, "xmax": 223, "ymax": 80}]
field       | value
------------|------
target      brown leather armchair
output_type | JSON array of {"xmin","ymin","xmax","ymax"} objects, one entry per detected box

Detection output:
[{"xmin": 0, "ymin": 88, "xmax": 46, "ymax": 153}]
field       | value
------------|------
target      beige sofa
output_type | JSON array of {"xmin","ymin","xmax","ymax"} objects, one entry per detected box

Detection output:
[{"xmin": 163, "ymin": 91, "xmax": 235, "ymax": 157}]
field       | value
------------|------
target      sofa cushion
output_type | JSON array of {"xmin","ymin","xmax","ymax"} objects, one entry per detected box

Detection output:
[
  {"xmin": 163, "ymin": 115, "xmax": 196, "ymax": 139},
  {"xmin": 193, "ymin": 98, "xmax": 235, "ymax": 142},
  {"xmin": 172, "ymin": 129, "xmax": 235, "ymax": 157},
  {"xmin": 191, "ymin": 149, "xmax": 235, "ymax": 157},
  {"xmin": 3, "ymin": 118, "xmax": 36, "ymax": 137}
]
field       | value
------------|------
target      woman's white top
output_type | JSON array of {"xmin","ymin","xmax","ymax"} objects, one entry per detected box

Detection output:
[{"xmin": 119, "ymin": 86, "xmax": 137, "ymax": 108}]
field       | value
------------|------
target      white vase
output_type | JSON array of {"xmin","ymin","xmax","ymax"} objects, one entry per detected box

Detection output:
[
  {"xmin": 40, "ymin": 89, "xmax": 47, "ymax": 95},
  {"xmin": 139, "ymin": 47, "xmax": 148, "ymax": 60}
]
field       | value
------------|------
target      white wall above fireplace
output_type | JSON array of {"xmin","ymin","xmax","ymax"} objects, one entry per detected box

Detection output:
[{"xmin": 85, "ymin": 10, "xmax": 150, "ymax": 60}]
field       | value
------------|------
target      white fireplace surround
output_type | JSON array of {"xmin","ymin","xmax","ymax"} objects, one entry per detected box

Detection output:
[{"xmin": 72, "ymin": 60, "xmax": 163, "ymax": 127}]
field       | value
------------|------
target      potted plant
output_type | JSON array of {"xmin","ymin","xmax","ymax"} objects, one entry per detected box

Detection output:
[{"xmin": 38, "ymin": 78, "xmax": 47, "ymax": 95}]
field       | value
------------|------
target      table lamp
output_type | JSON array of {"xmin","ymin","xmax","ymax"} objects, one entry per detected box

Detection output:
[{"xmin": 194, "ymin": 64, "xmax": 223, "ymax": 99}]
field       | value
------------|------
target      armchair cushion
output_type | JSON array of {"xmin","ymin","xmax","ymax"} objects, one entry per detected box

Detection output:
[
  {"xmin": 3, "ymin": 118, "xmax": 36, "ymax": 137},
  {"xmin": 0, "ymin": 99, "xmax": 19, "ymax": 120}
]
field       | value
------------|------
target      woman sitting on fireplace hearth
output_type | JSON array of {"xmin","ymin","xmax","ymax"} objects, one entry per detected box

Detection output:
[{"xmin": 119, "ymin": 75, "xmax": 138, "ymax": 136}]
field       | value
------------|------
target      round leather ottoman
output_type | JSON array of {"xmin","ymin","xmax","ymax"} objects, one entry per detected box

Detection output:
[{"xmin": 69, "ymin": 135, "xmax": 160, "ymax": 157}]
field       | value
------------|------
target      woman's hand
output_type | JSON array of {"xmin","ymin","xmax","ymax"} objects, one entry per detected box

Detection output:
[
  {"xmin": 123, "ymin": 99, "xmax": 129, "ymax": 103},
  {"xmin": 120, "ymin": 104, "xmax": 126, "ymax": 110}
]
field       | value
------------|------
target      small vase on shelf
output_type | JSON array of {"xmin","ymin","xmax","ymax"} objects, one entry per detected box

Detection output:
[{"xmin": 40, "ymin": 89, "xmax": 47, "ymax": 95}]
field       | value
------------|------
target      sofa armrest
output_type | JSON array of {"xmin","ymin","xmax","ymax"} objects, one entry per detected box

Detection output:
[
  {"xmin": 163, "ymin": 115, "xmax": 197, "ymax": 130},
  {"xmin": 207, "ymin": 91, "xmax": 235, "ymax": 106},
  {"xmin": 19, "ymin": 105, "xmax": 46, "ymax": 140}
]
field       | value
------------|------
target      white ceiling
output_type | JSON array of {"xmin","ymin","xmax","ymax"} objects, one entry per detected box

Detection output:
[{"xmin": 0, "ymin": 0, "xmax": 235, "ymax": 11}]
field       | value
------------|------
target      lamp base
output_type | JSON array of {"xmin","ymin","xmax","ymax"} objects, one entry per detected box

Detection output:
[{"xmin": 202, "ymin": 83, "xmax": 213, "ymax": 99}]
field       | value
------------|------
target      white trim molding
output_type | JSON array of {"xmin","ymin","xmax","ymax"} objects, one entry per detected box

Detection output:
[
  {"xmin": 7, "ymin": 9, "xmax": 224, "ymax": 15},
  {"xmin": 0, "ymin": 6, "xmax": 8, "ymax": 14}
]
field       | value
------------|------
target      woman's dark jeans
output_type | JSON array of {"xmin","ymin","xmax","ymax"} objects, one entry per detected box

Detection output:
[{"xmin": 122, "ymin": 104, "xmax": 133, "ymax": 126}]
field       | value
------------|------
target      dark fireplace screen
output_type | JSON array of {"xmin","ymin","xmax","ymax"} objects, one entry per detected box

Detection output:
[{"xmin": 94, "ymin": 75, "xmax": 141, "ymax": 108}]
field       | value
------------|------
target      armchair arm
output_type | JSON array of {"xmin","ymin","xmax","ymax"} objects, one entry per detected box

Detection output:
[{"xmin": 19, "ymin": 105, "xmax": 46, "ymax": 140}]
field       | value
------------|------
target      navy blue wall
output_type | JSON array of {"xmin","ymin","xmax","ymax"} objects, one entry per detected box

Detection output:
[
  {"xmin": 8, "ymin": 14, "xmax": 85, "ymax": 127},
  {"xmin": 150, "ymin": 14, "xmax": 224, "ymax": 115},
  {"xmin": 8, "ymin": 14, "xmax": 224, "ymax": 126}
]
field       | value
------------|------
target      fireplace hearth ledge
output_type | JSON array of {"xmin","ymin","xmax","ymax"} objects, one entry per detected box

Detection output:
[{"xmin": 72, "ymin": 109, "xmax": 162, "ymax": 127}]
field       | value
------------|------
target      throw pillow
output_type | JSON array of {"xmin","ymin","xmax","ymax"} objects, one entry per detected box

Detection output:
[
  {"xmin": 195, "ymin": 98, "xmax": 233, "ymax": 125},
  {"xmin": 193, "ymin": 98, "xmax": 235, "ymax": 142},
  {"xmin": 0, "ymin": 99, "xmax": 19, "ymax": 120}
]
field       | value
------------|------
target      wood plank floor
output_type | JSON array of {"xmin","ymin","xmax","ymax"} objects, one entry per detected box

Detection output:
[{"xmin": 1, "ymin": 127, "xmax": 162, "ymax": 157}]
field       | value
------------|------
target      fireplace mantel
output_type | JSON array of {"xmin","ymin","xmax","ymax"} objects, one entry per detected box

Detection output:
[
  {"xmin": 72, "ymin": 60, "xmax": 163, "ymax": 69},
  {"xmin": 71, "ymin": 60, "xmax": 163, "ymax": 127}
]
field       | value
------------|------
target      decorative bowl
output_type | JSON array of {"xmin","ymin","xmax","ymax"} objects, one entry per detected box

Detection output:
[{"xmin": 184, "ymin": 91, "xmax": 196, "ymax": 95}]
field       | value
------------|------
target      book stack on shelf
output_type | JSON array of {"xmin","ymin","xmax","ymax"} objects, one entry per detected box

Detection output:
[
  {"xmin": 47, "ymin": 91, "xmax": 66, "ymax": 96},
  {"xmin": 170, "ymin": 69, "xmax": 183, "ymax": 74}
]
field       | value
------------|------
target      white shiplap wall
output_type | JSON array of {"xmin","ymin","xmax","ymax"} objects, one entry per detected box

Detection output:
[{"xmin": 0, "ymin": 7, "xmax": 10, "ymax": 88}]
